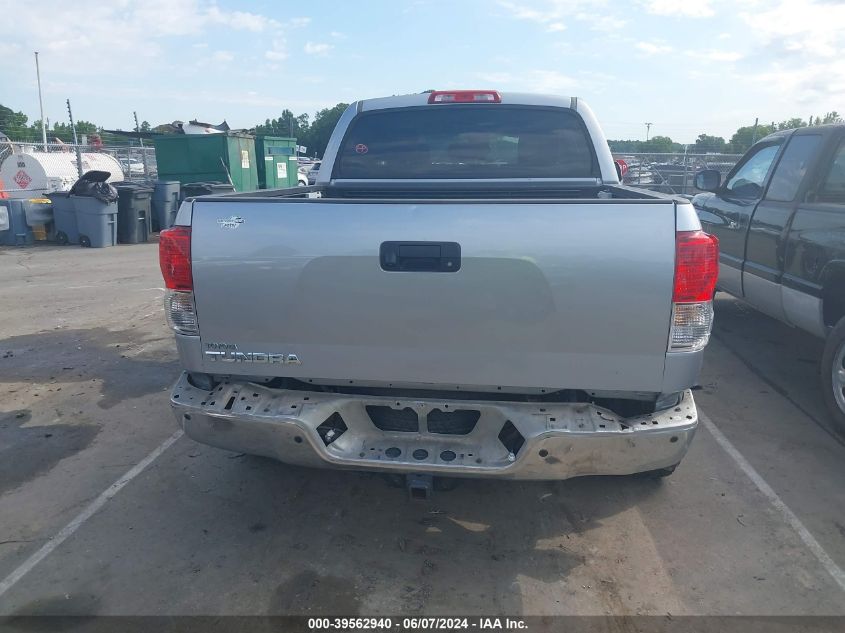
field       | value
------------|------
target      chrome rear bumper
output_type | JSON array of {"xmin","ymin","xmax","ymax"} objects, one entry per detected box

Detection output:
[{"xmin": 170, "ymin": 373, "xmax": 697, "ymax": 480}]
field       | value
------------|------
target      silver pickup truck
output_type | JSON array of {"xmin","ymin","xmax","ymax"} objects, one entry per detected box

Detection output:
[{"xmin": 159, "ymin": 90, "xmax": 718, "ymax": 485}]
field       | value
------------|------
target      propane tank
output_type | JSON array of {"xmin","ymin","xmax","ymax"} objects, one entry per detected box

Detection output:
[{"xmin": 0, "ymin": 149, "xmax": 124, "ymax": 199}]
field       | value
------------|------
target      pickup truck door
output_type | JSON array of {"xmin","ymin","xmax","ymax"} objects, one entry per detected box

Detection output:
[
  {"xmin": 782, "ymin": 133, "xmax": 845, "ymax": 337},
  {"xmin": 743, "ymin": 133, "xmax": 824, "ymax": 322},
  {"xmin": 696, "ymin": 140, "xmax": 783, "ymax": 297}
]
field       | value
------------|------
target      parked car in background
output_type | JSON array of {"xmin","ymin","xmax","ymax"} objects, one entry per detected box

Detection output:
[
  {"xmin": 296, "ymin": 165, "xmax": 308, "ymax": 186},
  {"xmin": 693, "ymin": 124, "xmax": 845, "ymax": 430},
  {"xmin": 119, "ymin": 158, "xmax": 145, "ymax": 176},
  {"xmin": 306, "ymin": 161, "xmax": 321, "ymax": 185}
]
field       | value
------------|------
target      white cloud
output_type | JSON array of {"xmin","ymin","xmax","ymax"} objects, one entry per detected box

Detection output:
[
  {"xmin": 636, "ymin": 41, "xmax": 672, "ymax": 55},
  {"xmin": 498, "ymin": 0, "xmax": 612, "ymax": 32},
  {"xmin": 330, "ymin": 31, "xmax": 346, "ymax": 39},
  {"xmin": 287, "ymin": 17, "xmax": 312, "ymax": 28},
  {"xmin": 206, "ymin": 6, "xmax": 280, "ymax": 32},
  {"xmin": 476, "ymin": 69, "xmax": 579, "ymax": 94},
  {"xmin": 741, "ymin": 0, "xmax": 845, "ymax": 58},
  {"xmin": 304, "ymin": 41, "xmax": 333, "ymax": 56},
  {"xmin": 641, "ymin": 0, "xmax": 714, "ymax": 18},
  {"xmin": 212, "ymin": 50, "xmax": 234, "ymax": 63},
  {"xmin": 686, "ymin": 48, "xmax": 743, "ymax": 62},
  {"xmin": 580, "ymin": 13, "xmax": 626, "ymax": 31},
  {"xmin": 0, "ymin": 0, "xmax": 286, "ymax": 76},
  {"xmin": 265, "ymin": 39, "xmax": 288, "ymax": 61},
  {"xmin": 748, "ymin": 59, "xmax": 845, "ymax": 108},
  {"xmin": 529, "ymin": 70, "xmax": 579, "ymax": 93}
]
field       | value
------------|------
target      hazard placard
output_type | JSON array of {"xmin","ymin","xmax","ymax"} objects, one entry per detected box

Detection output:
[{"xmin": 14, "ymin": 170, "xmax": 32, "ymax": 189}]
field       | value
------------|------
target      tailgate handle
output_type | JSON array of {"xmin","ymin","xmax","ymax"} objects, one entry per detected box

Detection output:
[{"xmin": 380, "ymin": 241, "xmax": 461, "ymax": 272}]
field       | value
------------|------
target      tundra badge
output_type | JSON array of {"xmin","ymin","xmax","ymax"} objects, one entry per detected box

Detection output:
[
  {"xmin": 204, "ymin": 351, "xmax": 301, "ymax": 365},
  {"xmin": 217, "ymin": 216, "xmax": 244, "ymax": 229}
]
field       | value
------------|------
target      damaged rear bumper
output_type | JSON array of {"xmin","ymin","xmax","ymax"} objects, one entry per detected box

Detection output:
[{"xmin": 169, "ymin": 373, "xmax": 698, "ymax": 480}]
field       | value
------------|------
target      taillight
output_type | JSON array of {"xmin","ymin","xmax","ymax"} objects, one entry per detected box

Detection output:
[
  {"xmin": 159, "ymin": 226, "xmax": 198, "ymax": 335},
  {"xmin": 428, "ymin": 90, "xmax": 501, "ymax": 104},
  {"xmin": 674, "ymin": 231, "xmax": 718, "ymax": 302},
  {"xmin": 159, "ymin": 226, "xmax": 192, "ymax": 291},
  {"xmin": 669, "ymin": 231, "xmax": 719, "ymax": 351}
]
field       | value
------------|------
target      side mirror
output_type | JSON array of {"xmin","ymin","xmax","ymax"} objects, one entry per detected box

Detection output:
[{"xmin": 694, "ymin": 169, "xmax": 721, "ymax": 192}]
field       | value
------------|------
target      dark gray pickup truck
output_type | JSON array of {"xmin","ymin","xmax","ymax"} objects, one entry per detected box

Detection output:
[
  {"xmin": 159, "ymin": 90, "xmax": 719, "ymax": 486},
  {"xmin": 693, "ymin": 124, "xmax": 845, "ymax": 430}
]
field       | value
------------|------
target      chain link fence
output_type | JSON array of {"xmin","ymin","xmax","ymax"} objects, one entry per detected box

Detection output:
[
  {"xmin": 0, "ymin": 140, "xmax": 156, "ymax": 196},
  {"xmin": 612, "ymin": 152, "xmax": 742, "ymax": 196}
]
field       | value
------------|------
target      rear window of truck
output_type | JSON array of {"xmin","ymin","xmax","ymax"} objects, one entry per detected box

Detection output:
[{"xmin": 334, "ymin": 105, "xmax": 599, "ymax": 179}]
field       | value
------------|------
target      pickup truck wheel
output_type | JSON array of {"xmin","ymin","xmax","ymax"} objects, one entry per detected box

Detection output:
[{"xmin": 821, "ymin": 317, "xmax": 845, "ymax": 433}]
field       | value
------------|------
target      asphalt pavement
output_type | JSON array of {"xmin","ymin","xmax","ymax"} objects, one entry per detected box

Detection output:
[{"xmin": 0, "ymin": 243, "xmax": 843, "ymax": 617}]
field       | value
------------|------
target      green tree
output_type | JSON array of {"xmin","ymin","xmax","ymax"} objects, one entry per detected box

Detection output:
[
  {"xmin": 607, "ymin": 139, "xmax": 642, "ymax": 153},
  {"xmin": 255, "ymin": 109, "xmax": 309, "ymax": 139},
  {"xmin": 693, "ymin": 134, "xmax": 727, "ymax": 153},
  {"xmin": 298, "ymin": 103, "xmax": 348, "ymax": 157},
  {"xmin": 729, "ymin": 123, "xmax": 775, "ymax": 153},
  {"xmin": 51, "ymin": 120, "xmax": 98, "ymax": 142},
  {"xmin": 819, "ymin": 111, "xmax": 843, "ymax": 124},
  {"xmin": 640, "ymin": 135, "xmax": 676, "ymax": 153},
  {"xmin": 0, "ymin": 104, "xmax": 31, "ymax": 140},
  {"xmin": 140, "ymin": 120, "xmax": 151, "ymax": 132},
  {"xmin": 776, "ymin": 117, "xmax": 807, "ymax": 131}
]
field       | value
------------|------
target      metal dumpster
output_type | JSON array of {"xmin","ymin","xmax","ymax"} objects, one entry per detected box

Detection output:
[
  {"xmin": 153, "ymin": 133, "xmax": 258, "ymax": 192},
  {"xmin": 255, "ymin": 136, "xmax": 298, "ymax": 189}
]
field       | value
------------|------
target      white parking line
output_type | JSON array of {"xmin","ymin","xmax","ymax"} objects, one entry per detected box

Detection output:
[
  {"xmin": 0, "ymin": 430, "xmax": 184, "ymax": 600},
  {"xmin": 2, "ymin": 413, "xmax": 843, "ymax": 602},
  {"xmin": 700, "ymin": 411, "xmax": 845, "ymax": 593}
]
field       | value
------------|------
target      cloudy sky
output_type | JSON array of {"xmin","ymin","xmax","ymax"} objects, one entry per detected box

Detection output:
[{"xmin": 0, "ymin": 0, "xmax": 842, "ymax": 142}]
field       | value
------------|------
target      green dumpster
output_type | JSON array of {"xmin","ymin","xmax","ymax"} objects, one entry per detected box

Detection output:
[
  {"xmin": 255, "ymin": 136, "xmax": 299, "ymax": 189},
  {"xmin": 152, "ymin": 133, "xmax": 258, "ymax": 192}
]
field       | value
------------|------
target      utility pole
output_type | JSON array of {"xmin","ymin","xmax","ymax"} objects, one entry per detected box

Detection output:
[
  {"xmin": 67, "ymin": 99, "xmax": 82, "ymax": 177},
  {"xmin": 751, "ymin": 117, "xmax": 759, "ymax": 145},
  {"xmin": 34, "ymin": 52, "xmax": 47, "ymax": 149},
  {"xmin": 645, "ymin": 122, "xmax": 652, "ymax": 142},
  {"xmin": 134, "ymin": 111, "xmax": 149, "ymax": 179}
]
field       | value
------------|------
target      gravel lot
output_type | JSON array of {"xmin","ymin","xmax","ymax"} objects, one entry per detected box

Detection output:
[{"xmin": 0, "ymin": 242, "xmax": 843, "ymax": 617}]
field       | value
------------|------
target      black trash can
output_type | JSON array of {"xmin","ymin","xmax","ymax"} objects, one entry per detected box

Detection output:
[
  {"xmin": 208, "ymin": 182, "xmax": 235, "ymax": 195},
  {"xmin": 180, "ymin": 182, "xmax": 213, "ymax": 201},
  {"xmin": 152, "ymin": 180, "xmax": 180, "ymax": 231},
  {"xmin": 116, "ymin": 184, "xmax": 153, "ymax": 244},
  {"xmin": 180, "ymin": 181, "xmax": 235, "ymax": 201}
]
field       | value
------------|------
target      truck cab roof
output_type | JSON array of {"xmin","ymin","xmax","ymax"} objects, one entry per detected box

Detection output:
[{"xmin": 359, "ymin": 92, "xmax": 579, "ymax": 112}]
